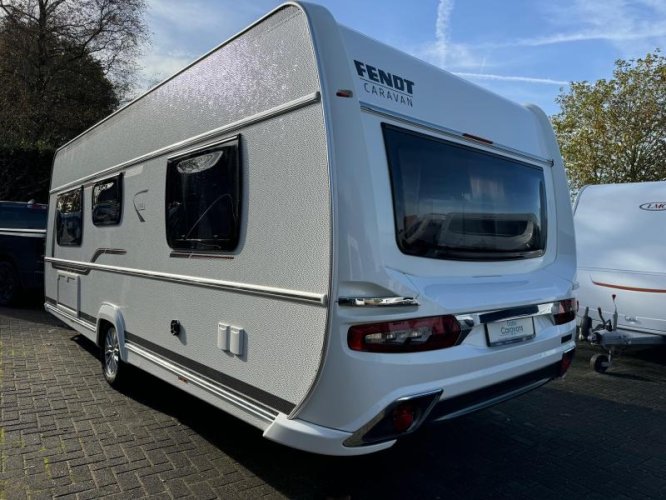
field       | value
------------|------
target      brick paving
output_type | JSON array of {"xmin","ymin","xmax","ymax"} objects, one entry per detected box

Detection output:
[{"xmin": 1, "ymin": 305, "xmax": 665, "ymax": 499}]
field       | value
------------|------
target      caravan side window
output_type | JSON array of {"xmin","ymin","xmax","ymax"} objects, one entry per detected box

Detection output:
[
  {"xmin": 92, "ymin": 174, "xmax": 122, "ymax": 226},
  {"xmin": 165, "ymin": 137, "xmax": 241, "ymax": 251},
  {"xmin": 56, "ymin": 187, "xmax": 83, "ymax": 246}
]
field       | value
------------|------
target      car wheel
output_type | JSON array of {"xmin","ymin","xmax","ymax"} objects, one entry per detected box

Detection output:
[{"xmin": 0, "ymin": 261, "xmax": 19, "ymax": 306}]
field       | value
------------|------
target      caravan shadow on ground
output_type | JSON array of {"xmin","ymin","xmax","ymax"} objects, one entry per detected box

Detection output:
[{"xmin": 68, "ymin": 331, "xmax": 666, "ymax": 499}]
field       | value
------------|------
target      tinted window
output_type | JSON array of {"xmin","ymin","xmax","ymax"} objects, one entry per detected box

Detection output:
[
  {"xmin": 165, "ymin": 138, "xmax": 241, "ymax": 251},
  {"xmin": 383, "ymin": 124, "xmax": 547, "ymax": 261},
  {"xmin": 56, "ymin": 188, "xmax": 83, "ymax": 246},
  {"xmin": 92, "ymin": 174, "xmax": 122, "ymax": 226},
  {"xmin": 0, "ymin": 205, "xmax": 47, "ymax": 229}
]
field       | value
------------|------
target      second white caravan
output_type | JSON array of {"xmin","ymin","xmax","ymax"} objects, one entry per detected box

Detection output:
[
  {"xmin": 575, "ymin": 181, "xmax": 666, "ymax": 371},
  {"xmin": 45, "ymin": 2, "xmax": 577, "ymax": 455}
]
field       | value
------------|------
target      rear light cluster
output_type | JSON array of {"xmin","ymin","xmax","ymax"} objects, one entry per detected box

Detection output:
[
  {"xmin": 552, "ymin": 298, "xmax": 577, "ymax": 325},
  {"xmin": 348, "ymin": 316, "xmax": 461, "ymax": 353}
]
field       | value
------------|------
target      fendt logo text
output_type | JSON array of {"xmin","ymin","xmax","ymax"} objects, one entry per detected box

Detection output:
[
  {"xmin": 639, "ymin": 202, "xmax": 666, "ymax": 211},
  {"xmin": 354, "ymin": 60, "xmax": 415, "ymax": 107}
]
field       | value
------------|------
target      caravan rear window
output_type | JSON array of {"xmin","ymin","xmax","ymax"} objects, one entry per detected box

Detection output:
[
  {"xmin": 165, "ymin": 138, "xmax": 241, "ymax": 251},
  {"xmin": 383, "ymin": 124, "xmax": 547, "ymax": 261}
]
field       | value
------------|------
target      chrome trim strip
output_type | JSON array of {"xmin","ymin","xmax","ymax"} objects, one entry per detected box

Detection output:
[
  {"xmin": 338, "ymin": 296, "xmax": 419, "ymax": 307},
  {"xmin": 45, "ymin": 303, "xmax": 96, "ymax": 332},
  {"xmin": 455, "ymin": 301, "xmax": 557, "ymax": 329},
  {"xmin": 0, "ymin": 228, "xmax": 46, "ymax": 239},
  {"xmin": 45, "ymin": 257, "xmax": 327, "ymax": 305},
  {"xmin": 51, "ymin": 91, "xmax": 322, "ymax": 194},
  {"xmin": 125, "ymin": 343, "xmax": 277, "ymax": 423},
  {"xmin": 360, "ymin": 101, "xmax": 554, "ymax": 167},
  {"xmin": 431, "ymin": 378, "xmax": 550, "ymax": 422},
  {"xmin": 0, "ymin": 227, "xmax": 46, "ymax": 234},
  {"xmin": 91, "ymin": 248, "xmax": 127, "ymax": 263}
]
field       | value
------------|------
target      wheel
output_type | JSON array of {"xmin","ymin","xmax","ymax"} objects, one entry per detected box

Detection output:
[
  {"xmin": 0, "ymin": 261, "xmax": 20, "ymax": 306},
  {"xmin": 590, "ymin": 354, "xmax": 610, "ymax": 373},
  {"xmin": 102, "ymin": 326, "xmax": 124, "ymax": 387}
]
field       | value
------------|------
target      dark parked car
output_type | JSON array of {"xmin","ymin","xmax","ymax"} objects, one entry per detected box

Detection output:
[{"xmin": 0, "ymin": 201, "xmax": 48, "ymax": 305}]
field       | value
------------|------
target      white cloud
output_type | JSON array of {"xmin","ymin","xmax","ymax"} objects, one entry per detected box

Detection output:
[
  {"xmin": 454, "ymin": 73, "xmax": 569, "ymax": 86},
  {"xmin": 485, "ymin": 0, "xmax": 666, "ymax": 54},
  {"xmin": 419, "ymin": 0, "xmax": 566, "ymax": 88},
  {"xmin": 137, "ymin": 0, "xmax": 280, "ymax": 91},
  {"xmin": 139, "ymin": 51, "xmax": 194, "ymax": 85},
  {"xmin": 149, "ymin": 0, "xmax": 222, "ymax": 30}
]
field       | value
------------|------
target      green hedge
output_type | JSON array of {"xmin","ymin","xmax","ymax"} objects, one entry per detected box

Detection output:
[{"xmin": 0, "ymin": 148, "xmax": 54, "ymax": 203}]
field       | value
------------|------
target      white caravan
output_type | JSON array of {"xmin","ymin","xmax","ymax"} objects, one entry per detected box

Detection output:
[
  {"xmin": 45, "ymin": 2, "xmax": 577, "ymax": 455},
  {"xmin": 575, "ymin": 182, "xmax": 666, "ymax": 372}
]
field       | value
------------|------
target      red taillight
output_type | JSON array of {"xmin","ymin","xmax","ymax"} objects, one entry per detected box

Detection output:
[
  {"xmin": 348, "ymin": 315, "xmax": 461, "ymax": 353},
  {"xmin": 552, "ymin": 298, "xmax": 577, "ymax": 325},
  {"xmin": 391, "ymin": 403, "xmax": 416, "ymax": 433}
]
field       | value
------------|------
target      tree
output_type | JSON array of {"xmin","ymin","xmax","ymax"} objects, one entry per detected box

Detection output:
[
  {"xmin": 0, "ymin": 23, "xmax": 118, "ymax": 148},
  {"xmin": 0, "ymin": 0, "xmax": 148, "ymax": 148},
  {"xmin": 0, "ymin": 0, "xmax": 148, "ymax": 98},
  {"xmin": 552, "ymin": 50, "xmax": 666, "ymax": 194}
]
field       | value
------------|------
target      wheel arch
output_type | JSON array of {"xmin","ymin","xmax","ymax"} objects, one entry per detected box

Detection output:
[{"xmin": 96, "ymin": 303, "xmax": 128, "ymax": 362}]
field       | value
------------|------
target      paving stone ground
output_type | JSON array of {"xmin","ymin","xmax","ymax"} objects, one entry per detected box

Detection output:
[{"xmin": 1, "ymin": 304, "xmax": 665, "ymax": 499}]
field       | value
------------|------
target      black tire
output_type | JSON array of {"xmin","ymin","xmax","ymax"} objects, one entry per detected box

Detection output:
[
  {"xmin": 101, "ymin": 326, "xmax": 125, "ymax": 387},
  {"xmin": 0, "ymin": 261, "xmax": 20, "ymax": 306},
  {"xmin": 590, "ymin": 354, "xmax": 610, "ymax": 373}
]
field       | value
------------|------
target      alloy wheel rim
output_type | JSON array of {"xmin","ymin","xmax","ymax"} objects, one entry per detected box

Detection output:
[{"xmin": 104, "ymin": 329, "xmax": 120, "ymax": 378}]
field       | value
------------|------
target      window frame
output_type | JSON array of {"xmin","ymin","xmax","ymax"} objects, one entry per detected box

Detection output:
[
  {"xmin": 56, "ymin": 186, "xmax": 84, "ymax": 247},
  {"xmin": 381, "ymin": 122, "xmax": 548, "ymax": 262},
  {"xmin": 92, "ymin": 173, "xmax": 123, "ymax": 226},
  {"xmin": 164, "ymin": 135, "xmax": 242, "ymax": 253}
]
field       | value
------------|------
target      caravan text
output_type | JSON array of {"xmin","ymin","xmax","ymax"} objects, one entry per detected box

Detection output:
[{"xmin": 354, "ymin": 60, "xmax": 414, "ymax": 107}]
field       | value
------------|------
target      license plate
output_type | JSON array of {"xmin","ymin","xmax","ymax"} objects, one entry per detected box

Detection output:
[{"xmin": 486, "ymin": 317, "xmax": 535, "ymax": 346}]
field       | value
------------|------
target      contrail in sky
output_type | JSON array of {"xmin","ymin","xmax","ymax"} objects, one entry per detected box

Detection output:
[{"xmin": 435, "ymin": 0, "xmax": 454, "ymax": 66}]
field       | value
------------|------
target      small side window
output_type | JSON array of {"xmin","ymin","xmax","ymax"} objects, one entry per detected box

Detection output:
[
  {"xmin": 165, "ymin": 137, "xmax": 241, "ymax": 251},
  {"xmin": 92, "ymin": 174, "xmax": 122, "ymax": 226},
  {"xmin": 56, "ymin": 187, "xmax": 83, "ymax": 246}
]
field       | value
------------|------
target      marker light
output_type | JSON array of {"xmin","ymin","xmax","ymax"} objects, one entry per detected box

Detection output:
[
  {"xmin": 336, "ymin": 89, "xmax": 354, "ymax": 98},
  {"xmin": 463, "ymin": 132, "xmax": 493, "ymax": 144},
  {"xmin": 552, "ymin": 298, "xmax": 577, "ymax": 325},
  {"xmin": 348, "ymin": 316, "xmax": 461, "ymax": 353}
]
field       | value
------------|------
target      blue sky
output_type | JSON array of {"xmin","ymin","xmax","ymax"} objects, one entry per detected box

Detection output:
[{"xmin": 138, "ymin": 0, "xmax": 666, "ymax": 116}]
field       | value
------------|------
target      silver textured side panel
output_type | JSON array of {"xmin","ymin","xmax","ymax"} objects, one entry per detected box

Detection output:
[
  {"xmin": 53, "ymin": 6, "xmax": 318, "ymax": 187},
  {"xmin": 46, "ymin": 6, "xmax": 332, "ymax": 410}
]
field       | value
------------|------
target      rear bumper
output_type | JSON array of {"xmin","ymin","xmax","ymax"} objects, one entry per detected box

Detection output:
[
  {"xmin": 427, "ymin": 359, "xmax": 562, "ymax": 422},
  {"xmin": 265, "ymin": 340, "xmax": 575, "ymax": 455},
  {"xmin": 297, "ymin": 314, "xmax": 577, "ymax": 430}
]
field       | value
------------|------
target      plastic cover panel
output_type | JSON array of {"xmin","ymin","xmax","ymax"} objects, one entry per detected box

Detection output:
[{"xmin": 53, "ymin": 6, "xmax": 318, "ymax": 187}]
